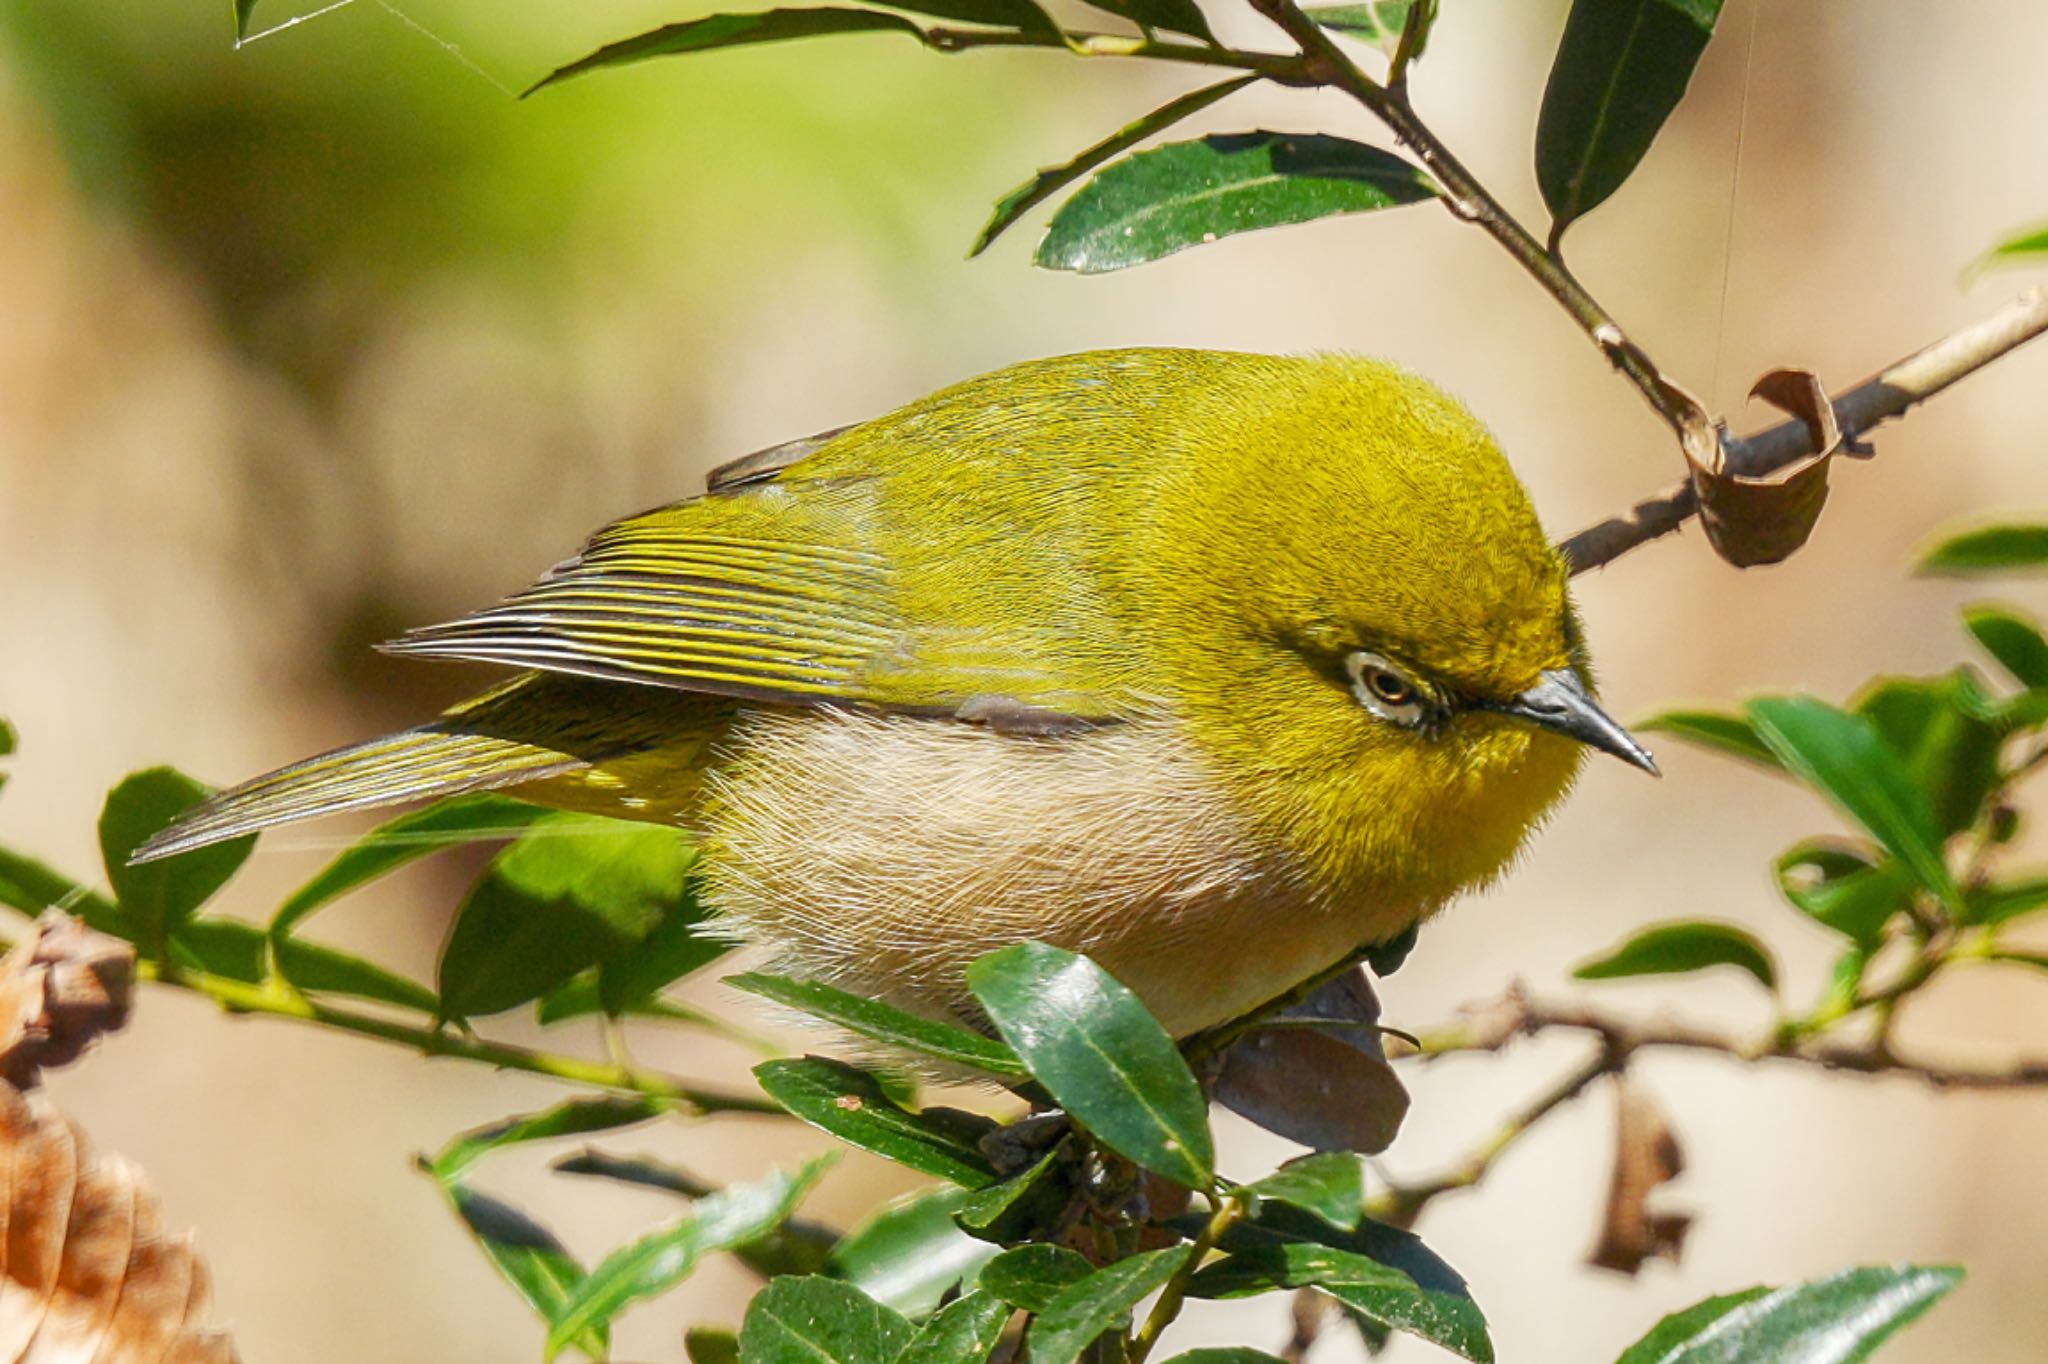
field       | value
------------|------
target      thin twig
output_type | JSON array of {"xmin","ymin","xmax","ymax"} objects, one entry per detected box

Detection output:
[
  {"xmin": 924, "ymin": 25, "xmax": 1309, "ymax": 82},
  {"xmin": 1561, "ymin": 287, "xmax": 2048, "ymax": 573},
  {"xmin": 1129, "ymin": 1195, "xmax": 1246, "ymax": 1361}
]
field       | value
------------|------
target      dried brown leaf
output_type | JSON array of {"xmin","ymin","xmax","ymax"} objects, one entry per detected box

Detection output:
[
  {"xmin": 1214, "ymin": 968, "xmax": 1411, "ymax": 1154},
  {"xmin": 1669, "ymin": 365, "xmax": 1842, "ymax": 568},
  {"xmin": 0, "ymin": 1085, "xmax": 238, "ymax": 1363},
  {"xmin": 1587, "ymin": 1077, "xmax": 1690, "ymax": 1276},
  {"xmin": 0, "ymin": 914, "xmax": 135, "ymax": 1090}
]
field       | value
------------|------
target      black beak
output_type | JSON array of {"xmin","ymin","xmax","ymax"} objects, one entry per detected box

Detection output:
[{"xmin": 1493, "ymin": 668, "xmax": 1659, "ymax": 775}]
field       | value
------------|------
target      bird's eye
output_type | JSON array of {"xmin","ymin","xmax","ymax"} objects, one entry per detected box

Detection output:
[{"xmin": 1345, "ymin": 651, "xmax": 1427, "ymax": 727}]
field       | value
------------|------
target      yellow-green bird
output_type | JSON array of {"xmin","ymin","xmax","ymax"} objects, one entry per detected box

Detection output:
[{"xmin": 137, "ymin": 349, "xmax": 1653, "ymax": 1038}]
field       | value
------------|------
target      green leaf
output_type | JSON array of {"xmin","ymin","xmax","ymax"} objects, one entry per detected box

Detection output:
[
  {"xmin": 430, "ymin": 1097, "xmax": 669, "ymax": 1183},
  {"xmin": 170, "ymin": 918, "xmax": 268, "ymax": 982},
  {"xmin": 737, "ymin": 1275, "xmax": 914, "ymax": 1364},
  {"xmin": 1191, "ymin": 1206, "xmax": 1490, "ymax": 1363},
  {"xmin": 1774, "ymin": 843, "xmax": 1910, "ymax": 946},
  {"xmin": 598, "ymin": 887, "xmax": 725, "ymax": 1015},
  {"xmin": 1814, "ymin": 944, "xmax": 1869, "ymax": 1020},
  {"xmin": 1161, "ymin": 1353, "xmax": 1290, "ymax": 1363},
  {"xmin": 436, "ymin": 1182, "xmax": 606, "ymax": 1359},
  {"xmin": 1968, "ymin": 874, "xmax": 2048, "ymax": 927},
  {"xmin": 0, "ymin": 848, "xmax": 117, "ymax": 927},
  {"xmin": 1970, "ymin": 222, "xmax": 2048, "ymax": 276},
  {"xmin": 234, "ymin": 0, "xmax": 260, "ymax": 40},
  {"xmin": 967, "ymin": 942, "xmax": 1214, "ymax": 1189},
  {"xmin": 1536, "ymin": 0, "xmax": 1726, "ymax": 241},
  {"xmin": 1079, "ymin": 0, "xmax": 1215, "ymax": 42},
  {"xmin": 1633, "ymin": 709, "xmax": 1782, "ymax": 770},
  {"xmin": 270, "ymin": 793, "xmax": 550, "ymax": 939},
  {"xmin": 754, "ymin": 1056, "xmax": 995, "ymax": 1185},
  {"xmin": 272, "ymin": 937, "xmax": 441, "ymax": 1012},
  {"xmin": 1027, "ymin": 1246, "xmax": 1192, "ymax": 1364},
  {"xmin": 1303, "ymin": 1, "xmax": 1418, "ymax": 55},
  {"xmin": 529, "ymin": 10, "xmax": 931, "ymax": 95},
  {"xmin": 686, "ymin": 1328, "xmax": 741, "ymax": 1364},
  {"xmin": 551, "ymin": 1157, "xmax": 833, "ymax": 1356},
  {"xmin": 99, "ymin": 769, "xmax": 254, "ymax": 951},
  {"xmin": 1036, "ymin": 132, "xmax": 1435, "ymax": 275},
  {"xmin": 975, "ymin": 1243, "xmax": 1094, "ymax": 1312},
  {"xmin": 437, "ymin": 815, "xmax": 694, "ymax": 1019},
  {"xmin": 0, "ymin": 716, "xmax": 14, "ymax": 797},
  {"xmin": 1614, "ymin": 1264, "xmax": 1963, "ymax": 1364},
  {"xmin": 1243, "ymin": 1153, "xmax": 1367, "ymax": 1232},
  {"xmin": 1572, "ymin": 921, "xmax": 1776, "ymax": 990},
  {"xmin": 553, "ymin": 1150, "xmax": 838, "ymax": 1280},
  {"xmin": 973, "ymin": 77, "xmax": 1257, "ymax": 257},
  {"xmin": 1962, "ymin": 604, "xmax": 2048, "ymax": 688},
  {"xmin": 728, "ymin": 972, "xmax": 1025, "ymax": 1077},
  {"xmin": 1918, "ymin": 524, "xmax": 2048, "ymax": 575},
  {"xmin": 868, "ymin": 0, "xmax": 1057, "ymax": 34},
  {"xmin": 1745, "ymin": 697, "xmax": 1960, "ymax": 910},
  {"xmin": 952, "ymin": 1144, "xmax": 1074, "ymax": 1244},
  {"xmin": 537, "ymin": 972, "xmax": 719, "ymax": 1026},
  {"xmin": 827, "ymin": 1186, "xmax": 999, "ymax": 1316},
  {"xmin": 1852, "ymin": 672, "xmax": 2004, "ymax": 835},
  {"xmin": 896, "ymin": 1292, "xmax": 1011, "ymax": 1364}
]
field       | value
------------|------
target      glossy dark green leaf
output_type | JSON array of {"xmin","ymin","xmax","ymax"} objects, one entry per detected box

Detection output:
[
  {"xmin": 1192, "ymin": 1206, "xmax": 1489, "ymax": 1363},
  {"xmin": 1852, "ymin": 672, "xmax": 2004, "ymax": 835},
  {"xmin": 99, "ymin": 769, "xmax": 254, "ymax": 950},
  {"xmin": 272, "ymin": 936, "xmax": 441, "ymax": 1012},
  {"xmin": 0, "ymin": 849, "xmax": 116, "ymax": 928},
  {"xmin": 1969, "ymin": 874, "xmax": 2048, "ymax": 927},
  {"xmin": 270, "ymin": 794, "xmax": 550, "ymax": 938},
  {"xmin": 1304, "ymin": 1, "xmax": 1418, "ymax": 55},
  {"xmin": 1962, "ymin": 604, "xmax": 2048, "ymax": 688},
  {"xmin": 736, "ymin": 1275, "xmax": 913, "ymax": 1364},
  {"xmin": 438, "ymin": 815, "xmax": 694, "ymax": 1019},
  {"xmin": 529, "ymin": 10, "xmax": 931, "ymax": 95},
  {"xmin": 1632, "ymin": 709, "xmax": 1781, "ymax": 770},
  {"xmin": 1036, "ymin": 132, "xmax": 1434, "ymax": 275},
  {"xmin": 976, "ymin": 1244, "xmax": 1094, "ymax": 1312},
  {"xmin": 755, "ymin": 1056, "xmax": 995, "ymax": 1185},
  {"xmin": 967, "ymin": 942, "xmax": 1213, "ymax": 1188},
  {"xmin": 827, "ymin": 1186, "xmax": 999, "ymax": 1316},
  {"xmin": 1918, "ymin": 524, "xmax": 2048, "ymax": 575},
  {"xmin": 729, "ymin": 972, "xmax": 1025, "ymax": 1077},
  {"xmin": 436, "ymin": 1182, "xmax": 606, "ymax": 1359},
  {"xmin": 1028, "ymin": 1246, "xmax": 1192, "ymax": 1364},
  {"xmin": 1773, "ymin": 843, "xmax": 1910, "ymax": 945},
  {"xmin": 1536, "ymin": 0, "xmax": 1726, "ymax": 240},
  {"xmin": 430, "ymin": 1096, "xmax": 670, "ymax": 1183},
  {"xmin": 1160, "ymin": 1352, "xmax": 1289, "ymax": 1363},
  {"xmin": 1573, "ymin": 921, "xmax": 1776, "ymax": 990},
  {"xmin": 550, "ymin": 1157, "xmax": 832, "ymax": 1356},
  {"xmin": 1243, "ymin": 1153, "xmax": 1367, "ymax": 1232},
  {"xmin": 1614, "ymin": 1264, "xmax": 1962, "ymax": 1364},
  {"xmin": 897, "ymin": 1292, "xmax": 1011, "ymax": 1364},
  {"xmin": 686, "ymin": 1328, "xmax": 741, "ymax": 1364},
  {"xmin": 1079, "ymin": 0, "xmax": 1215, "ymax": 42},
  {"xmin": 973, "ymin": 77, "xmax": 1256, "ymax": 257},
  {"xmin": 1746, "ymin": 697, "xmax": 1960, "ymax": 910},
  {"xmin": 953, "ymin": 1144, "xmax": 1074, "ymax": 1244}
]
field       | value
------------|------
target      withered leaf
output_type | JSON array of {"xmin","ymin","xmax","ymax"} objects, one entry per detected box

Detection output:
[
  {"xmin": 1587, "ymin": 1077, "xmax": 1691, "ymax": 1276},
  {"xmin": 1213, "ymin": 968, "xmax": 1411, "ymax": 1154},
  {"xmin": 0, "ymin": 913, "xmax": 136, "ymax": 1090},
  {"xmin": 1679, "ymin": 366, "xmax": 1843, "ymax": 568}
]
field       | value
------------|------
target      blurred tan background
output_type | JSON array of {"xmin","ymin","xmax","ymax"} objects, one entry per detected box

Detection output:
[{"xmin": 2, "ymin": 0, "xmax": 2046, "ymax": 1359}]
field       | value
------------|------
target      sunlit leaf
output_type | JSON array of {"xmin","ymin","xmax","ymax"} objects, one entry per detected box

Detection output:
[
  {"xmin": 1918, "ymin": 523, "xmax": 2048, "ymax": 575},
  {"xmin": 1614, "ymin": 1264, "xmax": 1962, "ymax": 1364},
  {"xmin": 1036, "ymin": 132, "xmax": 1434, "ymax": 275},
  {"xmin": 234, "ymin": 0, "xmax": 260, "ymax": 40},
  {"xmin": 1773, "ymin": 842, "xmax": 1910, "ymax": 946},
  {"xmin": 170, "ymin": 917, "xmax": 267, "ymax": 982},
  {"xmin": 828, "ymin": 1185, "xmax": 999, "ymax": 1316},
  {"xmin": 1573, "ymin": 921, "xmax": 1776, "ymax": 990},
  {"xmin": 430, "ymin": 1096, "xmax": 670, "ymax": 1183},
  {"xmin": 529, "ymin": 10, "xmax": 931, "ymax": 95},
  {"xmin": 1304, "ymin": 1, "xmax": 1418, "ymax": 55},
  {"xmin": 1970, "ymin": 222, "xmax": 2048, "ymax": 277},
  {"xmin": 976, "ymin": 1243, "xmax": 1094, "ymax": 1312},
  {"xmin": 1243, "ymin": 1153, "xmax": 1368, "ymax": 1232},
  {"xmin": 729, "ymin": 972, "xmax": 1024, "ymax": 1076},
  {"xmin": 99, "ymin": 769, "xmax": 254, "ymax": 951},
  {"xmin": 737, "ymin": 1274, "xmax": 914, "ymax": 1364},
  {"xmin": 1537, "ymin": 0, "xmax": 1727, "ymax": 241},
  {"xmin": 973, "ymin": 77, "xmax": 1257, "ymax": 257},
  {"xmin": 897, "ymin": 1291, "xmax": 1010, "ymax": 1364},
  {"xmin": 598, "ymin": 888, "xmax": 725, "ymax": 1015},
  {"xmin": 755, "ymin": 1056, "xmax": 995, "ymax": 1185},
  {"xmin": 436, "ymin": 1182, "xmax": 606, "ymax": 1359},
  {"xmin": 1633, "ymin": 709, "xmax": 1781, "ymax": 770},
  {"xmin": 968, "ymin": 942, "xmax": 1214, "ymax": 1188},
  {"xmin": 1027, "ymin": 1246, "xmax": 1192, "ymax": 1364},
  {"xmin": 1852, "ymin": 671, "xmax": 2004, "ymax": 835}
]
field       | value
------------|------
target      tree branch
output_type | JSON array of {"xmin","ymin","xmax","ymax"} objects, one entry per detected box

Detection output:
[{"xmin": 1561, "ymin": 287, "xmax": 2048, "ymax": 574}]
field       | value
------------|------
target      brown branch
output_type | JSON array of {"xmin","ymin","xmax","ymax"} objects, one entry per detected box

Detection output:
[{"xmin": 1562, "ymin": 287, "xmax": 2048, "ymax": 574}]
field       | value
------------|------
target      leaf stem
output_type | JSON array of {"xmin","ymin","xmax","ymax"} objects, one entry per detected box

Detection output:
[
  {"xmin": 1127, "ymin": 1194, "xmax": 1244, "ymax": 1361},
  {"xmin": 138, "ymin": 962, "xmax": 784, "ymax": 1115}
]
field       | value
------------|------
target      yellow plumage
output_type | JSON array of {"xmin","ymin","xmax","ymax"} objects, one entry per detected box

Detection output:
[{"xmin": 138, "ymin": 348, "xmax": 1650, "ymax": 1036}]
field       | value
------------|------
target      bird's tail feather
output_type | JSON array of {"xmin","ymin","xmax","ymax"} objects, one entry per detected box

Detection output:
[{"xmin": 130, "ymin": 726, "xmax": 586, "ymax": 864}]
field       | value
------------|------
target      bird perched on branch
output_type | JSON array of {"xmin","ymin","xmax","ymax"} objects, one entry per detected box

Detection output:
[{"xmin": 136, "ymin": 349, "xmax": 1653, "ymax": 1038}]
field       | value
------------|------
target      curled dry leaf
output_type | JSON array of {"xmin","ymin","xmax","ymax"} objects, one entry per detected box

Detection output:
[
  {"xmin": 0, "ymin": 1083, "xmax": 237, "ymax": 1363},
  {"xmin": 1677, "ymin": 366, "xmax": 1844, "ymax": 568},
  {"xmin": 1213, "ymin": 968, "xmax": 1411, "ymax": 1154},
  {"xmin": 0, "ymin": 914, "xmax": 136, "ymax": 1090},
  {"xmin": 1587, "ymin": 1077, "xmax": 1690, "ymax": 1276}
]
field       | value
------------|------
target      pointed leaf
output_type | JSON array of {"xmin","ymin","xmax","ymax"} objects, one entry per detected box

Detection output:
[
  {"xmin": 0, "ymin": 848, "xmax": 118, "ymax": 930},
  {"xmin": 1243, "ymin": 1153, "xmax": 1368, "ymax": 1232},
  {"xmin": 272, "ymin": 936, "xmax": 441, "ymax": 1012},
  {"xmin": 953, "ymin": 1144, "xmax": 1075, "ymax": 1244},
  {"xmin": 550, "ymin": 1157, "xmax": 834, "ymax": 1355},
  {"xmin": 1573, "ymin": 921, "xmax": 1776, "ymax": 990},
  {"xmin": 430, "ymin": 1097, "xmax": 670, "ymax": 1183},
  {"xmin": 1972, "ymin": 222, "xmax": 2048, "ymax": 274},
  {"xmin": 976, "ymin": 1244, "xmax": 1094, "ymax": 1312},
  {"xmin": 1634, "ymin": 709, "xmax": 1781, "ymax": 770},
  {"xmin": 687, "ymin": 1329, "xmax": 742, "ymax": 1364},
  {"xmin": 99, "ymin": 769, "xmax": 254, "ymax": 950},
  {"xmin": 973, "ymin": 77, "xmax": 1257, "ymax": 256},
  {"xmin": 1614, "ymin": 1263, "xmax": 1963, "ymax": 1364},
  {"xmin": 1745, "ymin": 697, "xmax": 1960, "ymax": 910},
  {"xmin": 530, "ymin": 10, "xmax": 931, "ymax": 95},
  {"xmin": 897, "ymin": 1291, "xmax": 1010, "ymax": 1364},
  {"xmin": 737, "ymin": 1275, "xmax": 914, "ymax": 1364},
  {"xmin": 1969, "ymin": 874, "xmax": 2048, "ymax": 927},
  {"xmin": 967, "ymin": 942, "xmax": 1214, "ymax": 1188},
  {"xmin": 1852, "ymin": 671, "xmax": 2003, "ymax": 835},
  {"xmin": 827, "ymin": 1186, "xmax": 999, "ymax": 1316},
  {"xmin": 1027, "ymin": 1246, "xmax": 1192, "ymax": 1364},
  {"xmin": 1773, "ymin": 843, "xmax": 1910, "ymax": 946},
  {"xmin": 1918, "ymin": 524, "xmax": 2048, "ymax": 575},
  {"xmin": 754, "ymin": 1056, "xmax": 996, "ymax": 1185},
  {"xmin": 1036, "ymin": 132, "xmax": 1434, "ymax": 274},
  {"xmin": 436, "ymin": 1182, "xmax": 607, "ymax": 1359},
  {"xmin": 1536, "ymin": 0, "xmax": 1726, "ymax": 240},
  {"xmin": 1962, "ymin": 603, "xmax": 2048, "ymax": 688},
  {"xmin": 553, "ymin": 1150, "xmax": 838, "ymax": 1280},
  {"xmin": 1079, "ymin": 0, "xmax": 1214, "ymax": 42},
  {"xmin": 1304, "ymin": 1, "xmax": 1418, "ymax": 55},
  {"xmin": 728, "ymin": 971, "xmax": 1024, "ymax": 1076}
]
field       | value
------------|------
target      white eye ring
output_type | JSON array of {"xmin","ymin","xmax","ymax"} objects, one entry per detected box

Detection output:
[{"xmin": 1345, "ymin": 651, "xmax": 1427, "ymax": 727}]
